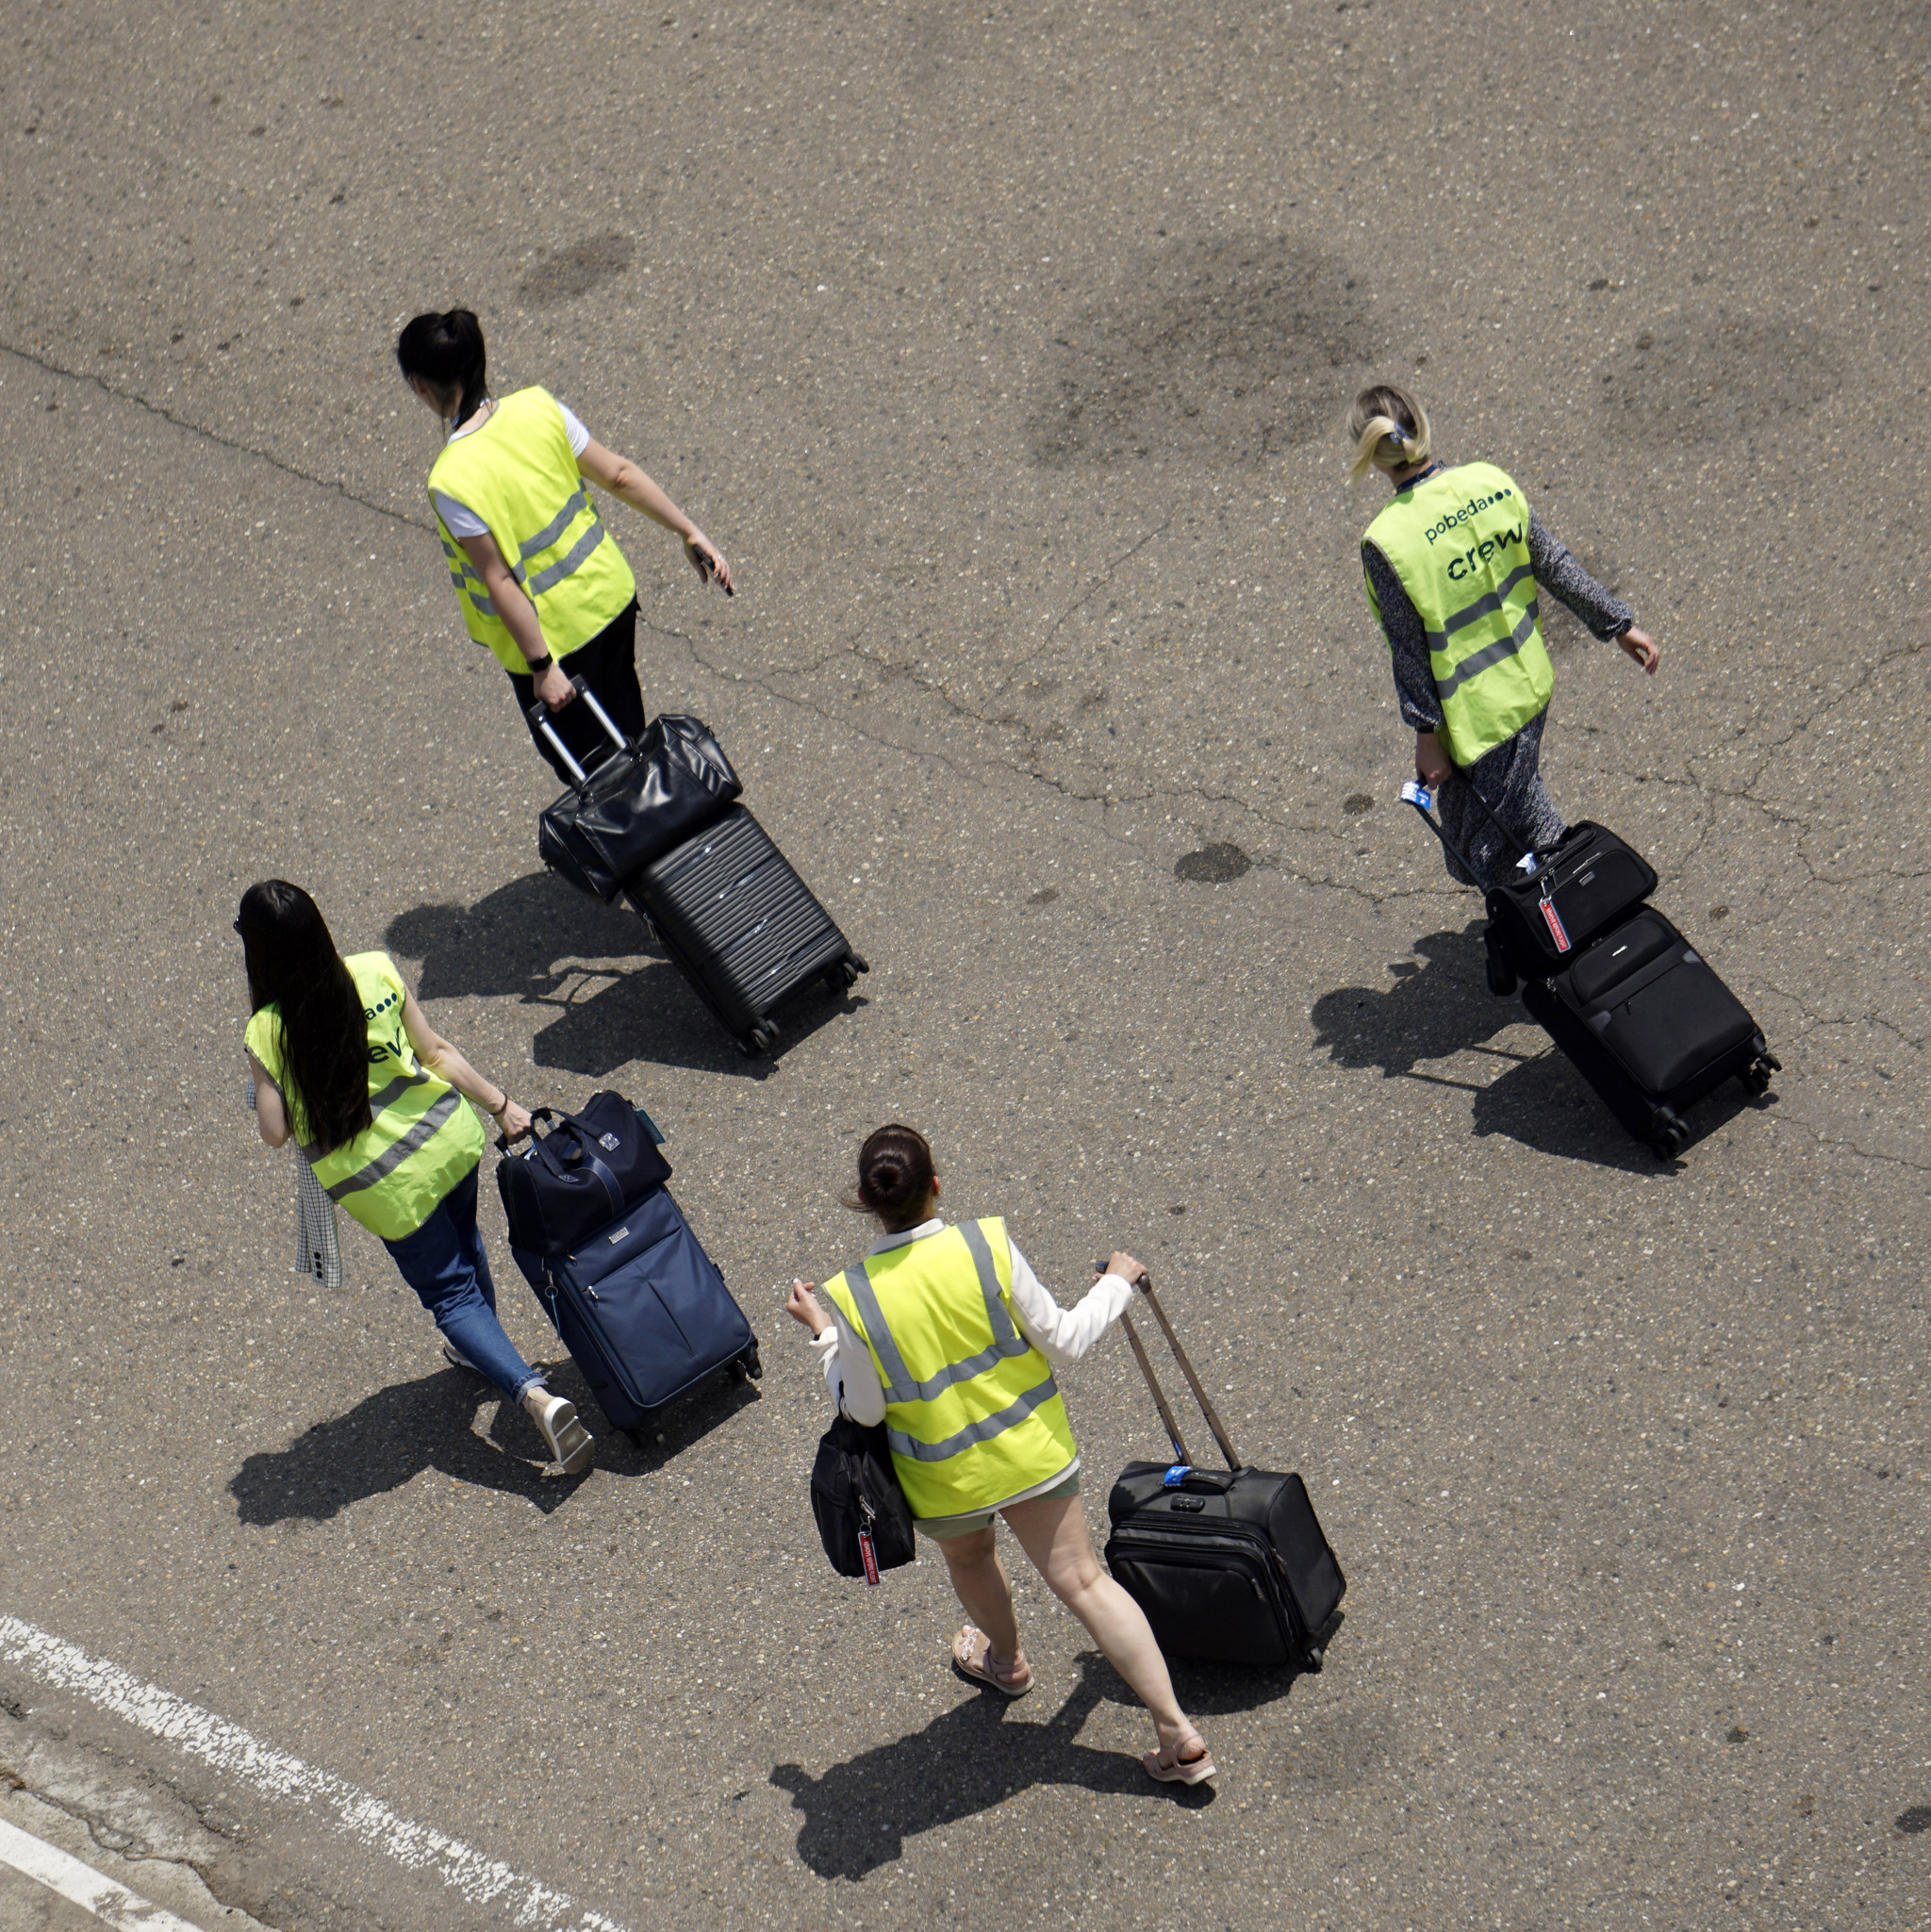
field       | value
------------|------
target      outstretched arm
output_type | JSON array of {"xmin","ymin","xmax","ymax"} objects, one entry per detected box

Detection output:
[
  {"xmin": 577, "ymin": 439, "xmax": 734, "ymax": 594},
  {"xmin": 1527, "ymin": 512, "xmax": 1659, "ymax": 673}
]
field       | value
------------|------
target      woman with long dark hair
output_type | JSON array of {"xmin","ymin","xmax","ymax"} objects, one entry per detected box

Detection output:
[
  {"xmin": 784, "ymin": 1125, "xmax": 1216, "ymax": 1785},
  {"xmin": 395, "ymin": 307, "xmax": 734, "ymax": 782},
  {"xmin": 238, "ymin": 881, "xmax": 592, "ymax": 1473}
]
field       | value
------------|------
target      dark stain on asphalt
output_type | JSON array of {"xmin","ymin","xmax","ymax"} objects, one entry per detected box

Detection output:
[
  {"xmin": 1343, "ymin": 793, "xmax": 1374, "ymax": 817},
  {"xmin": 1897, "ymin": 1807, "xmax": 1931, "ymax": 1834},
  {"xmin": 519, "ymin": 231, "xmax": 636, "ymax": 305},
  {"xmin": 1174, "ymin": 843, "xmax": 1251, "ymax": 883},
  {"xmin": 1598, "ymin": 316, "xmax": 1841, "ymax": 442},
  {"xmin": 1032, "ymin": 237, "xmax": 1377, "ymax": 468}
]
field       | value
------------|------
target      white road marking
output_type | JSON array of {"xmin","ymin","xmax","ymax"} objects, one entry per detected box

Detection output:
[
  {"xmin": 0, "ymin": 1814, "xmax": 206, "ymax": 1930},
  {"xmin": 0, "ymin": 1616, "xmax": 628, "ymax": 1932}
]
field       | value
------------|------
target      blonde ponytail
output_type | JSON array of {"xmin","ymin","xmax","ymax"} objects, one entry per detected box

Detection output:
[{"xmin": 1345, "ymin": 384, "xmax": 1431, "ymax": 483}]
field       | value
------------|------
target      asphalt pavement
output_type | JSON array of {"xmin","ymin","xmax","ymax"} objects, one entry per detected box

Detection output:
[{"xmin": 2, "ymin": 0, "xmax": 1927, "ymax": 1926}]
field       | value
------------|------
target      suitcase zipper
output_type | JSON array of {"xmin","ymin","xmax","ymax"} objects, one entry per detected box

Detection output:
[{"xmin": 1113, "ymin": 1523, "xmax": 1309, "ymax": 1631}]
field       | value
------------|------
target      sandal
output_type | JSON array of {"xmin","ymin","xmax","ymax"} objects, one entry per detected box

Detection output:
[
  {"xmin": 950, "ymin": 1626, "xmax": 1033, "ymax": 1698},
  {"xmin": 1143, "ymin": 1729, "xmax": 1216, "ymax": 1786}
]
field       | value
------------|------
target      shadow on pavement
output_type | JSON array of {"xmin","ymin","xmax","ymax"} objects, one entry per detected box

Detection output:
[
  {"xmin": 768, "ymin": 1649, "xmax": 1312, "ymax": 1877},
  {"xmin": 231, "ymin": 1357, "xmax": 766, "ymax": 1527},
  {"xmin": 386, "ymin": 874, "xmax": 860, "ymax": 1080},
  {"xmin": 229, "ymin": 1365, "xmax": 586, "ymax": 1523},
  {"xmin": 1310, "ymin": 920, "xmax": 1512, "ymax": 1078},
  {"xmin": 1472, "ymin": 1048, "xmax": 1769, "ymax": 1170},
  {"xmin": 1311, "ymin": 919, "xmax": 1759, "ymax": 1171}
]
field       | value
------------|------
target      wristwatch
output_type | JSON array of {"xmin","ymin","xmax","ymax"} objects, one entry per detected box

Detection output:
[{"xmin": 525, "ymin": 652, "xmax": 553, "ymax": 675}]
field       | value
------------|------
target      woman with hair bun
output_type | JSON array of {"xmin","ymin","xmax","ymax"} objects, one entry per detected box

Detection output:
[
  {"xmin": 395, "ymin": 308, "xmax": 733, "ymax": 782},
  {"xmin": 1348, "ymin": 382, "xmax": 1660, "ymax": 910},
  {"xmin": 237, "ymin": 880, "xmax": 593, "ymax": 1474},
  {"xmin": 784, "ymin": 1124, "xmax": 1216, "ymax": 1786}
]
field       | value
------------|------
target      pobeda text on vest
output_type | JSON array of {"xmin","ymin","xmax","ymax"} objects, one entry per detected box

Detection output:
[{"xmin": 1421, "ymin": 484, "xmax": 1517, "ymax": 547}]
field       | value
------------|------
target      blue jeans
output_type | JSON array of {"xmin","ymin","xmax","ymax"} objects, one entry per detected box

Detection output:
[{"xmin": 382, "ymin": 1166, "xmax": 543, "ymax": 1403}]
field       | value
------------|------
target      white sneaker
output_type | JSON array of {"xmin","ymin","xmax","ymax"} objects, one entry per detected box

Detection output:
[
  {"xmin": 528, "ymin": 1391, "xmax": 594, "ymax": 1475},
  {"xmin": 441, "ymin": 1339, "xmax": 482, "ymax": 1376}
]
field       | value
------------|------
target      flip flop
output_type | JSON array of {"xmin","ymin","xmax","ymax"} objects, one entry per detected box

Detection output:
[
  {"xmin": 1143, "ymin": 1731, "xmax": 1217, "ymax": 1786},
  {"xmin": 950, "ymin": 1626, "xmax": 1033, "ymax": 1698}
]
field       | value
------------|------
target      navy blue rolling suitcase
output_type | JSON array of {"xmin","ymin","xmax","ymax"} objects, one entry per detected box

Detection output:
[
  {"xmin": 511, "ymin": 1182, "xmax": 762, "ymax": 1437},
  {"xmin": 497, "ymin": 1096, "xmax": 761, "ymax": 1438}
]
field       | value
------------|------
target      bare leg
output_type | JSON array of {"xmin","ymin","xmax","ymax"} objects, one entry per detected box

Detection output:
[
  {"xmin": 936, "ymin": 1527, "xmax": 1027, "ymax": 1679},
  {"xmin": 1000, "ymin": 1491, "xmax": 1205, "ymax": 1759}
]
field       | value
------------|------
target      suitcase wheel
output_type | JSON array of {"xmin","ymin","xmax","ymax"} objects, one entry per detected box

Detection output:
[
  {"xmin": 1648, "ymin": 1111, "xmax": 1688, "ymax": 1160},
  {"xmin": 741, "ymin": 1020, "xmax": 782, "ymax": 1056},
  {"xmin": 1302, "ymin": 1643, "xmax": 1325, "ymax": 1674},
  {"xmin": 1742, "ymin": 1052, "xmax": 1780, "ymax": 1098},
  {"xmin": 730, "ymin": 1339, "xmax": 765, "ymax": 1382}
]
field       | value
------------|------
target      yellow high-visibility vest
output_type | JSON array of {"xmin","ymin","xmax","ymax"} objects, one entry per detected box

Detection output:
[
  {"xmin": 246, "ymin": 952, "xmax": 483, "ymax": 1241},
  {"xmin": 427, "ymin": 388, "xmax": 636, "ymax": 673},
  {"xmin": 820, "ymin": 1219, "xmax": 1077, "ymax": 1519},
  {"xmin": 1364, "ymin": 460, "xmax": 1554, "ymax": 767}
]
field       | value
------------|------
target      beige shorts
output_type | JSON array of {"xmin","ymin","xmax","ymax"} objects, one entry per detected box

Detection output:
[{"xmin": 916, "ymin": 1469, "xmax": 1082, "ymax": 1541}]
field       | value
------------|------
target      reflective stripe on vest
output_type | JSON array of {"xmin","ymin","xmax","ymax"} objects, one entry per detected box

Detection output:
[
  {"xmin": 247, "ymin": 953, "xmax": 485, "ymax": 1243},
  {"xmin": 1363, "ymin": 460, "xmax": 1555, "ymax": 768},
  {"xmin": 426, "ymin": 388, "xmax": 636, "ymax": 674},
  {"xmin": 819, "ymin": 1218, "xmax": 1076, "ymax": 1516}
]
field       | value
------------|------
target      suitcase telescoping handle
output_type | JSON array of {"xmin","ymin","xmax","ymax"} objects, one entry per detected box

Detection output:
[
  {"xmin": 524, "ymin": 675, "xmax": 633, "ymax": 788},
  {"xmin": 1399, "ymin": 778, "xmax": 1539, "ymax": 881},
  {"xmin": 1099, "ymin": 1265, "xmax": 1244, "ymax": 1474}
]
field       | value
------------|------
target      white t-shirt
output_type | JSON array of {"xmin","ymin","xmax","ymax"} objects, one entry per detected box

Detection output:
[{"xmin": 431, "ymin": 400, "xmax": 592, "ymax": 540}]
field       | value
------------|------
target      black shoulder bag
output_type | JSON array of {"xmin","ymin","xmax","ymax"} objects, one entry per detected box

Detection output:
[{"xmin": 811, "ymin": 1414, "xmax": 916, "ymax": 1584}]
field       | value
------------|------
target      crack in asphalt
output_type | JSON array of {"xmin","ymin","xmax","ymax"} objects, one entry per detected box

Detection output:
[
  {"xmin": 0, "ymin": 338, "xmax": 435, "ymax": 536},
  {"xmin": 19, "ymin": 336, "xmax": 1923, "ymax": 1059}
]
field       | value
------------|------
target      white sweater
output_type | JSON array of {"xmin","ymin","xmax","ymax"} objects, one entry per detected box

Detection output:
[{"xmin": 809, "ymin": 1217, "xmax": 1132, "ymax": 1523}]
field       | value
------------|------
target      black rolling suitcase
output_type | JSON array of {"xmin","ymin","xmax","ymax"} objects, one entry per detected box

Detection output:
[
  {"xmin": 626, "ymin": 807, "xmax": 866, "ymax": 1057},
  {"xmin": 499, "ymin": 1099, "xmax": 762, "ymax": 1439},
  {"xmin": 1401, "ymin": 781, "xmax": 1779, "ymax": 1157},
  {"xmin": 531, "ymin": 687, "xmax": 867, "ymax": 1057},
  {"xmin": 1102, "ymin": 1270, "xmax": 1345, "ymax": 1672}
]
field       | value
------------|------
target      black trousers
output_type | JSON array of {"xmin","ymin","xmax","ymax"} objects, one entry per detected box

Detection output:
[{"xmin": 509, "ymin": 599, "xmax": 644, "ymax": 783}]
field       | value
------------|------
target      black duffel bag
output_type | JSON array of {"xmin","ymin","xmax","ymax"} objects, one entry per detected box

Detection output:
[
  {"xmin": 537, "ymin": 707, "xmax": 742, "ymax": 904},
  {"xmin": 811, "ymin": 1414, "xmax": 916, "ymax": 1584},
  {"xmin": 496, "ymin": 1091, "xmax": 672, "ymax": 1257}
]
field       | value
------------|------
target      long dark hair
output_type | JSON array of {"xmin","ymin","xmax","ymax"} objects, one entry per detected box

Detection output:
[
  {"xmin": 844, "ymin": 1124, "xmax": 936, "ymax": 1230},
  {"xmin": 238, "ymin": 882, "xmax": 372, "ymax": 1156},
  {"xmin": 396, "ymin": 308, "xmax": 489, "ymax": 429}
]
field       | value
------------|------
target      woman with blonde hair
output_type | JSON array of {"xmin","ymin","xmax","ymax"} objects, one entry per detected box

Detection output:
[
  {"xmin": 1348, "ymin": 383, "xmax": 1659, "ymax": 924},
  {"xmin": 784, "ymin": 1124, "xmax": 1216, "ymax": 1786}
]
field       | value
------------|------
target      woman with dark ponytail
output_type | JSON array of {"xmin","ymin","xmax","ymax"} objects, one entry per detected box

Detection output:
[
  {"xmin": 238, "ymin": 881, "xmax": 593, "ymax": 1473},
  {"xmin": 395, "ymin": 308, "xmax": 734, "ymax": 782},
  {"xmin": 784, "ymin": 1125, "xmax": 1216, "ymax": 1786}
]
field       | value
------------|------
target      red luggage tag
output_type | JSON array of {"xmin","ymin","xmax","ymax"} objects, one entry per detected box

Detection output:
[
  {"xmin": 858, "ymin": 1528, "xmax": 881, "ymax": 1586},
  {"xmin": 1539, "ymin": 892, "xmax": 1572, "ymax": 953}
]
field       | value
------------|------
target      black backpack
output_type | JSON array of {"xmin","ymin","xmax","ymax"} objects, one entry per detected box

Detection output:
[{"xmin": 811, "ymin": 1415, "xmax": 916, "ymax": 1584}]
